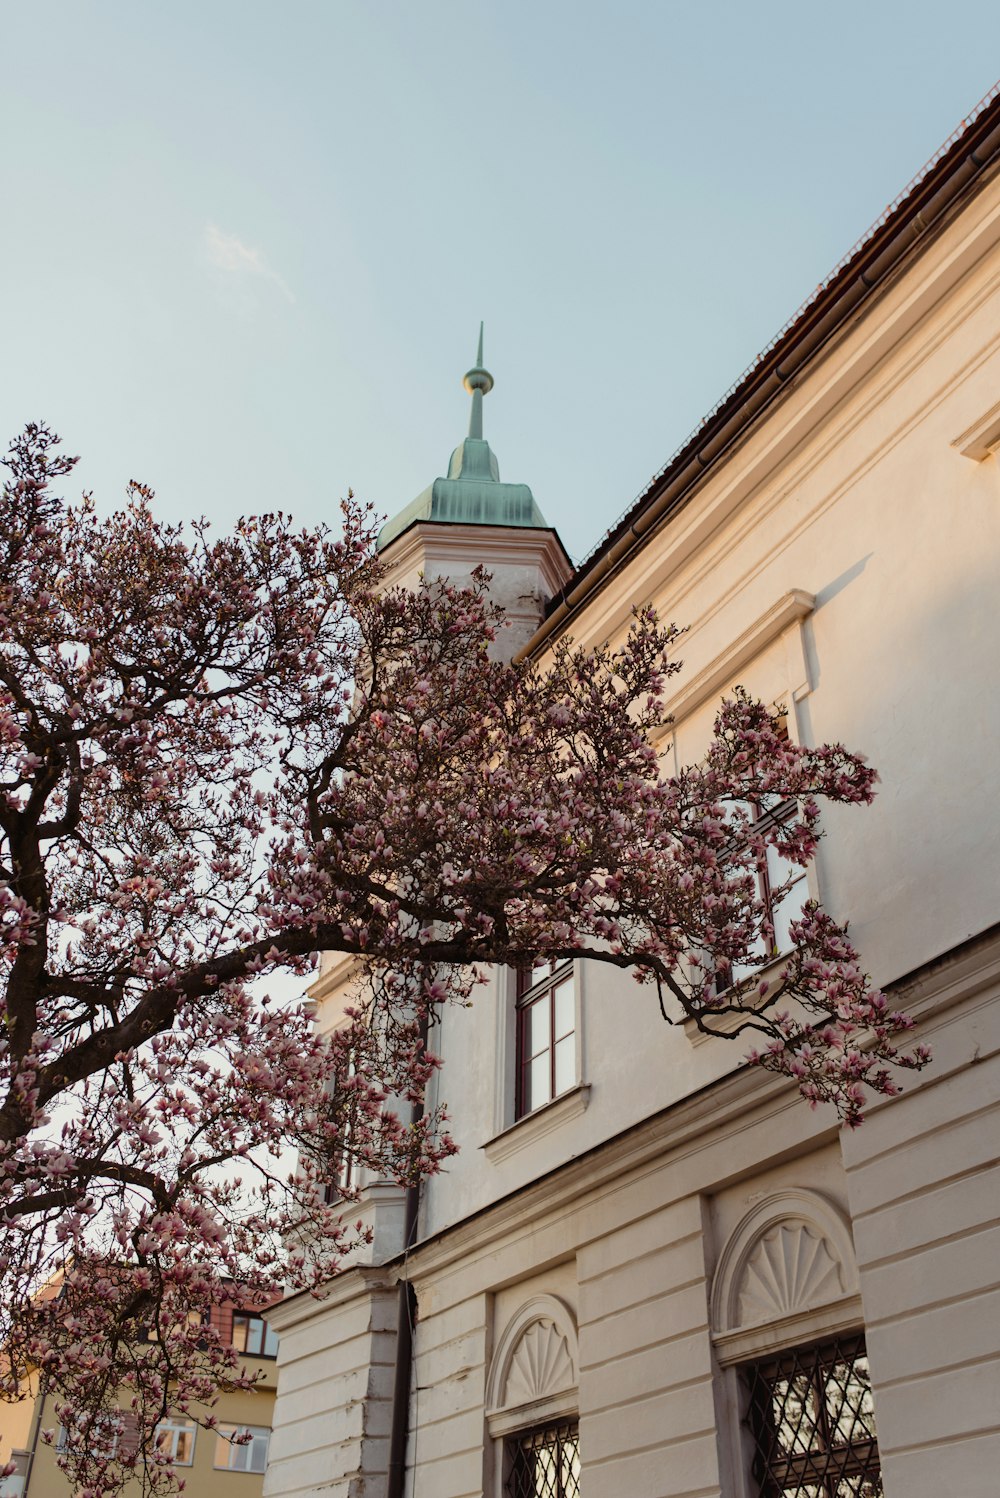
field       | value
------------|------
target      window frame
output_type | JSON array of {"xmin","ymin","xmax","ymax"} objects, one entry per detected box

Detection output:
[
  {"xmin": 152, "ymin": 1416, "xmax": 196, "ymax": 1467},
  {"xmin": 485, "ymin": 1296, "xmax": 581, "ymax": 1498},
  {"xmin": 56, "ymin": 1414, "xmax": 120, "ymax": 1460},
  {"xmin": 504, "ymin": 1417, "xmax": 581, "ymax": 1498},
  {"xmin": 709, "ymin": 1189, "xmax": 868, "ymax": 1498},
  {"xmin": 741, "ymin": 1332, "xmax": 881, "ymax": 1497},
  {"xmin": 231, "ymin": 1310, "xmax": 279, "ymax": 1360},
  {"xmin": 0, "ymin": 1449, "xmax": 29, "ymax": 1497},
  {"xmin": 514, "ymin": 959, "xmax": 577, "ymax": 1120},
  {"xmin": 322, "ymin": 1045, "xmax": 361, "ymax": 1203},
  {"xmin": 708, "ymin": 787, "xmax": 811, "ymax": 999},
  {"xmin": 213, "ymin": 1424, "xmax": 271, "ymax": 1474},
  {"xmin": 666, "ymin": 679, "xmax": 822, "ymax": 1023}
]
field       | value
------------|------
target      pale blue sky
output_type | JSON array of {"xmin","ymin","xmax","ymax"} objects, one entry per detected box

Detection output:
[{"xmin": 3, "ymin": 3, "xmax": 999, "ymax": 562}]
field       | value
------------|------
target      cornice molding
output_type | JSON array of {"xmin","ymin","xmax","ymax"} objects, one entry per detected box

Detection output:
[
  {"xmin": 402, "ymin": 1064, "xmax": 802, "ymax": 1286},
  {"xmin": 307, "ymin": 952, "xmax": 363, "ymax": 1005},
  {"xmin": 528, "ymin": 160, "xmax": 1000, "ymax": 652},
  {"xmin": 535, "ymin": 177, "xmax": 1000, "ymax": 654},
  {"xmin": 890, "ymin": 921, "xmax": 1000, "ymax": 1022},
  {"xmin": 269, "ymin": 929, "xmax": 1000, "ymax": 1328},
  {"xmin": 382, "ymin": 521, "xmax": 573, "ymax": 599},
  {"xmin": 264, "ymin": 1263, "xmax": 393, "ymax": 1336},
  {"xmin": 395, "ymin": 926, "xmax": 1000, "ymax": 1289}
]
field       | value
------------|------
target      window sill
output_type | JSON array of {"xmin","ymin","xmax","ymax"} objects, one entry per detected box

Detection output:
[
  {"xmin": 481, "ymin": 1084, "xmax": 591, "ymax": 1165},
  {"xmin": 952, "ymin": 396, "xmax": 1000, "ymax": 460},
  {"xmin": 683, "ymin": 955, "xmax": 788, "ymax": 1047}
]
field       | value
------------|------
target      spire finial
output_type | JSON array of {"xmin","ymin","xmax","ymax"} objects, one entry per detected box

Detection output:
[{"xmin": 463, "ymin": 321, "xmax": 493, "ymax": 439}]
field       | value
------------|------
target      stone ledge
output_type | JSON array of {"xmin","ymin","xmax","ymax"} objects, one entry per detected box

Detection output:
[{"xmin": 481, "ymin": 1084, "xmax": 591, "ymax": 1165}]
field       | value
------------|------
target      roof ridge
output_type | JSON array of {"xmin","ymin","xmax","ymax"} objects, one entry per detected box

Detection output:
[{"xmin": 574, "ymin": 78, "xmax": 1000, "ymax": 576}]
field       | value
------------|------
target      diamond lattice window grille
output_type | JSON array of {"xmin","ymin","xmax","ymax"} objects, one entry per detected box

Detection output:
[
  {"xmin": 505, "ymin": 1419, "xmax": 581, "ymax": 1498},
  {"xmin": 743, "ymin": 1334, "xmax": 882, "ymax": 1497}
]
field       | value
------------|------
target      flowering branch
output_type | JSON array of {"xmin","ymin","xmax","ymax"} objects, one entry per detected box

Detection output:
[{"xmin": 0, "ymin": 425, "xmax": 926, "ymax": 1492}]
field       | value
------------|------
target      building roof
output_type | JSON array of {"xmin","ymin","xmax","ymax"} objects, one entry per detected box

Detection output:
[
  {"xmin": 377, "ymin": 325, "xmax": 550, "ymax": 551},
  {"xmin": 527, "ymin": 81, "xmax": 1000, "ymax": 652}
]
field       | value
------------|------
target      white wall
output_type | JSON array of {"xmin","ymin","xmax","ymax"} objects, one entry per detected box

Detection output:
[
  {"xmin": 416, "ymin": 165, "xmax": 1000, "ymax": 1242},
  {"xmin": 271, "ymin": 161, "xmax": 1000, "ymax": 1498}
]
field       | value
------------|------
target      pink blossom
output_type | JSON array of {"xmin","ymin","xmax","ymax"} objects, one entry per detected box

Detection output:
[{"xmin": 0, "ymin": 424, "xmax": 927, "ymax": 1494}]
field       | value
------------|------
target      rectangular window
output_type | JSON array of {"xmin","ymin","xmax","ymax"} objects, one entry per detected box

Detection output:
[
  {"xmin": 153, "ymin": 1417, "xmax": 196, "ymax": 1466},
  {"xmin": 142, "ymin": 1308, "xmax": 205, "ymax": 1343},
  {"xmin": 231, "ymin": 1311, "xmax": 279, "ymax": 1359},
  {"xmin": 505, "ymin": 1419, "xmax": 580, "ymax": 1498},
  {"xmin": 0, "ymin": 1450, "xmax": 29, "ymax": 1496},
  {"xmin": 213, "ymin": 1425, "xmax": 271, "ymax": 1474},
  {"xmin": 57, "ymin": 1415, "xmax": 119, "ymax": 1459},
  {"xmin": 742, "ymin": 1334, "xmax": 881, "ymax": 1496},
  {"xmin": 323, "ymin": 1050, "xmax": 360, "ymax": 1202},
  {"xmin": 718, "ymin": 795, "xmax": 809, "ymax": 990},
  {"xmin": 516, "ymin": 961, "xmax": 576, "ymax": 1119}
]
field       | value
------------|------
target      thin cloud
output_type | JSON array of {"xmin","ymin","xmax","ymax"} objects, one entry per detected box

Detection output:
[{"xmin": 205, "ymin": 225, "xmax": 295, "ymax": 304}]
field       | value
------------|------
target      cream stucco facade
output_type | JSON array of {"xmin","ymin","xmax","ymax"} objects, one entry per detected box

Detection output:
[{"xmin": 265, "ymin": 100, "xmax": 1000, "ymax": 1498}]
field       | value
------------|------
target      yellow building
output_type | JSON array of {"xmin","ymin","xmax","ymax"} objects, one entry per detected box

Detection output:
[{"xmin": 0, "ymin": 1296, "xmax": 278, "ymax": 1497}]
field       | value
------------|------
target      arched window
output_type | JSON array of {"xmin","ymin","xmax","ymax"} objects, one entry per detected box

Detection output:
[
  {"xmin": 485, "ymin": 1295, "xmax": 580, "ymax": 1498},
  {"xmin": 710, "ymin": 1189, "xmax": 880, "ymax": 1498}
]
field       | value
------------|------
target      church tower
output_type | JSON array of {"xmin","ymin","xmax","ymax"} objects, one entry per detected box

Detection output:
[
  {"xmin": 263, "ymin": 337, "xmax": 574, "ymax": 1498},
  {"xmin": 377, "ymin": 327, "xmax": 573, "ymax": 659}
]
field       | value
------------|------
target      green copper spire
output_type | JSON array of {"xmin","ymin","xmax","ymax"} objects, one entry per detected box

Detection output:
[
  {"xmin": 377, "ymin": 326, "xmax": 550, "ymax": 550},
  {"xmin": 464, "ymin": 322, "xmax": 493, "ymax": 439}
]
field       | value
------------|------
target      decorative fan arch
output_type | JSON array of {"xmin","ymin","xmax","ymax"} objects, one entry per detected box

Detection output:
[
  {"xmin": 486, "ymin": 1295, "xmax": 579, "ymax": 1438},
  {"xmin": 710, "ymin": 1188, "xmax": 862, "ymax": 1367}
]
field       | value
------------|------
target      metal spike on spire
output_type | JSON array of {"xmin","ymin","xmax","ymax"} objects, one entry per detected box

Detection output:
[
  {"xmin": 375, "ymin": 324, "xmax": 549, "ymax": 550},
  {"xmin": 463, "ymin": 322, "xmax": 494, "ymax": 439}
]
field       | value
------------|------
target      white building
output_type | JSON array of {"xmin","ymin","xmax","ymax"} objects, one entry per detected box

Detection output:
[{"xmin": 265, "ymin": 92, "xmax": 1000, "ymax": 1498}]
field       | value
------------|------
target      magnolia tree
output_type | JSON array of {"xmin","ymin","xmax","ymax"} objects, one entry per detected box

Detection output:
[{"xmin": 0, "ymin": 425, "xmax": 928, "ymax": 1494}]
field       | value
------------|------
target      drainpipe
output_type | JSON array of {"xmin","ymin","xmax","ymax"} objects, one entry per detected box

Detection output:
[
  {"xmin": 385, "ymin": 1179, "xmax": 419, "ymax": 1498},
  {"xmin": 386, "ymin": 1011, "xmax": 428, "ymax": 1498},
  {"xmin": 21, "ymin": 1387, "xmax": 47, "ymax": 1497}
]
